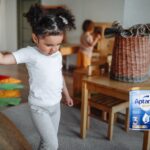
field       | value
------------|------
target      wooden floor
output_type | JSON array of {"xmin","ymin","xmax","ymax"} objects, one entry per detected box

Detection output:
[{"xmin": 0, "ymin": 64, "xmax": 73, "ymax": 103}]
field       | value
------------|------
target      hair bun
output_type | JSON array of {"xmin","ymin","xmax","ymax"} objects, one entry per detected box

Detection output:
[
  {"xmin": 24, "ymin": 4, "xmax": 44, "ymax": 28},
  {"xmin": 24, "ymin": 5, "xmax": 76, "ymax": 35}
]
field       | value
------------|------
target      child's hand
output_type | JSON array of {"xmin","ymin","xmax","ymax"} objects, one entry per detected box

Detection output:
[
  {"xmin": 63, "ymin": 96, "xmax": 74, "ymax": 107},
  {"xmin": 96, "ymin": 34, "xmax": 101, "ymax": 40}
]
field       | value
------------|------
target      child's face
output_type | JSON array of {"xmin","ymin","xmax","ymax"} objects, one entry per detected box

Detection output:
[
  {"xmin": 88, "ymin": 25, "xmax": 94, "ymax": 33},
  {"xmin": 33, "ymin": 34, "xmax": 64, "ymax": 55}
]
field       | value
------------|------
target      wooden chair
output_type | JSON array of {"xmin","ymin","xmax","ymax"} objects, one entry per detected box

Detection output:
[
  {"xmin": 73, "ymin": 53, "xmax": 106, "ymax": 104},
  {"xmin": 87, "ymin": 65, "xmax": 129, "ymax": 140},
  {"xmin": 73, "ymin": 68, "xmax": 87, "ymax": 104}
]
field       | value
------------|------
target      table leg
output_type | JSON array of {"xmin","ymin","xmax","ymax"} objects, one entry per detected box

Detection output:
[
  {"xmin": 143, "ymin": 131, "xmax": 150, "ymax": 150},
  {"xmin": 125, "ymin": 108, "xmax": 129, "ymax": 132},
  {"xmin": 80, "ymin": 81, "xmax": 88, "ymax": 138}
]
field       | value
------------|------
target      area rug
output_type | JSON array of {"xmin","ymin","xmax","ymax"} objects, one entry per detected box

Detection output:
[
  {"xmin": 0, "ymin": 112, "xmax": 32, "ymax": 150},
  {"xmin": 2, "ymin": 103, "xmax": 143, "ymax": 150}
]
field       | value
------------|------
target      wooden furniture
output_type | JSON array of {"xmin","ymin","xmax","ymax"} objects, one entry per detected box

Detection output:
[
  {"xmin": 143, "ymin": 131, "xmax": 150, "ymax": 150},
  {"xmin": 87, "ymin": 65, "xmax": 129, "ymax": 140},
  {"xmin": 0, "ymin": 112, "xmax": 32, "ymax": 150},
  {"xmin": 60, "ymin": 44, "xmax": 79, "ymax": 56},
  {"xmin": 73, "ymin": 58, "xmax": 108, "ymax": 104},
  {"xmin": 80, "ymin": 75, "xmax": 150, "ymax": 150},
  {"xmin": 73, "ymin": 68, "xmax": 87, "ymax": 104},
  {"xmin": 94, "ymin": 22, "xmax": 115, "ymax": 64},
  {"xmin": 60, "ymin": 44, "xmax": 79, "ymax": 70},
  {"xmin": 73, "ymin": 64, "xmax": 107, "ymax": 104},
  {"xmin": 94, "ymin": 22, "xmax": 115, "ymax": 55},
  {"xmin": 91, "ymin": 52, "xmax": 101, "ymax": 65}
]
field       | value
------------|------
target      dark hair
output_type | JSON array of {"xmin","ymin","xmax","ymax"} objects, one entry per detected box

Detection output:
[
  {"xmin": 82, "ymin": 20, "xmax": 94, "ymax": 32},
  {"xmin": 24, "ymin": 4, "xmax": 76, "ymax": 36}
]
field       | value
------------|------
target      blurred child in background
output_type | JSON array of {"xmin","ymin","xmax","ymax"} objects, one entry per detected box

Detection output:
[{"xmin": 77, "ymin": 19, "xmax": 101, "ymax": 68}]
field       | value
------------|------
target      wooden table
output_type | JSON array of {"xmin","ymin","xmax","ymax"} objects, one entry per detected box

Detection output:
[
  {"xmin": 81, "ymin": 75, "xmax": 150, "ymax": 150},
  {"xmin": 60, "ymin": 44, "xmax": 79, "ymax": 70},
  {"xmin": 60, "ymin": 44, "xmax": 79, "ymax": 56}
]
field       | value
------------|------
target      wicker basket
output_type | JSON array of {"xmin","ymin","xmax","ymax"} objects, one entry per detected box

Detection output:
[{"xmin": 110, "ymin": 35, "xmax": 150, "ymax": 82}]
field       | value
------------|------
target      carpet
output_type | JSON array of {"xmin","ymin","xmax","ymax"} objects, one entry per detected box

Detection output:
[
  {"xmin": 0, "ymin": 112, "xmax": 32, "ymax": 150},
  {"xmin": 2, "ymin": 103, "xmax": 143, "ymax": 150}
]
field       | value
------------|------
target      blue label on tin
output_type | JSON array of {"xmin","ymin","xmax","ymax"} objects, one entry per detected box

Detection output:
[{"xmin": 129, "ymin": 90, "xmax": 150, "ymax": 130}]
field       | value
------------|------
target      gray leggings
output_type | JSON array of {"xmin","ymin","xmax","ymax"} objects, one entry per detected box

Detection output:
[{"xmin": 30, "ymin": 103, "xmax": 60, "ymax": 150}]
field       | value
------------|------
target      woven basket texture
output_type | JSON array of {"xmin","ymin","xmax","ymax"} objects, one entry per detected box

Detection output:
[{"xmin": 110, "ymin": 35, "xmax": 150, "ymax": 82}]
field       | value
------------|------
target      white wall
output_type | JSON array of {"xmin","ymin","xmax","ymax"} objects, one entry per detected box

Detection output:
[
  {"xmin": 1, "ymin": 0, "xmax": 149, "ymax": 52},
  {"xmin": 0, "ymin": 0, "xmax": 124, "ymax": 52},
  {"xmin": 0, "ymin": 0, "xmax": 7, "ymax": 50},
  {"xmin": 5, "ymin": 0, "xmax": 17, "ymax": 51},
  {"xmin": 42, "ymin": 0, "xmax": 125, "ymax": 44},
  {"xmin": 123, "ymin": 0, "xmax": 150, "ymax": 28},
  {"xmin": 0, "ymin": 0, "xmax": 17, "ymax": 51}
]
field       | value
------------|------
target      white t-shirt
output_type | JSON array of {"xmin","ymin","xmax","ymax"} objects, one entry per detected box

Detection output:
[{"xmin": 13, "ymin": 46, "xmax": 63, "ymax": 106}]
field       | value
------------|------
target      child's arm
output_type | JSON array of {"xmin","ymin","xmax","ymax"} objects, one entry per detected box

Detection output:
[
  {"xmin": 62, "ymin": 77, "xmax": 74, "ymax": 107},
  {"xmin": 85, "ymin": 34, "xmax": 101, "ymax": 48},
  {"xmin": 0, "ymin": 52, "xmax": 16, "ymax": 65},
  {"xmin": 91, "ymin": 34, "xmax": 101, "ymax": 47}
]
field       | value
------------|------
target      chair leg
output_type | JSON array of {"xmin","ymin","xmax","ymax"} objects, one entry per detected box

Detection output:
[
  {"xmin": 107, "ymin": 112, "xmax": 114, "ymax": 140},
  {"xmin": 114, "ymin": 113, "xmax": 118, "ymax": 124},
  {"xmin": 86, "ymin": 104, "xmax": 90, "ymax": 129},
  {"xmin": 125, "ymin": 108, "xmax": 129, "ymax": 132},
  {"xmin": 102, "ymin": 111, "xmax": 107, "ymax": 121}
]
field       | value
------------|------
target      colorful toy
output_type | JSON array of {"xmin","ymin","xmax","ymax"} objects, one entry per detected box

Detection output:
[{"xmin": 0, "ymin": 75, "xmax": 24, "ymax": 106}]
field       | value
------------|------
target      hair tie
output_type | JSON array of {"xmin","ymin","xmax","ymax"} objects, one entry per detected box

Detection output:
[
  {"xmin": 51, "ymin": 17, "xmax": 58, "ymax": 31},
  {"xmin": 59, "ymin": 16, "xmax": 68, "ymax": 25}
]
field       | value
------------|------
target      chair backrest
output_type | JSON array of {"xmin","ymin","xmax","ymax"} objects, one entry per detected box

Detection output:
[
  {"xmin": 87, "ymin": 65, "xmax": 100, "ymax": 76},
  {"xmin": 73, "ymin": 68, "xmax": 88, "ymax": 100},
  {"xmin": 91, "ymin": 52, "xmax": 100, "ymax": 62},
  {"xmin": 73, "ymin": 66, "xmax": 100, "ymax": 100}
]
